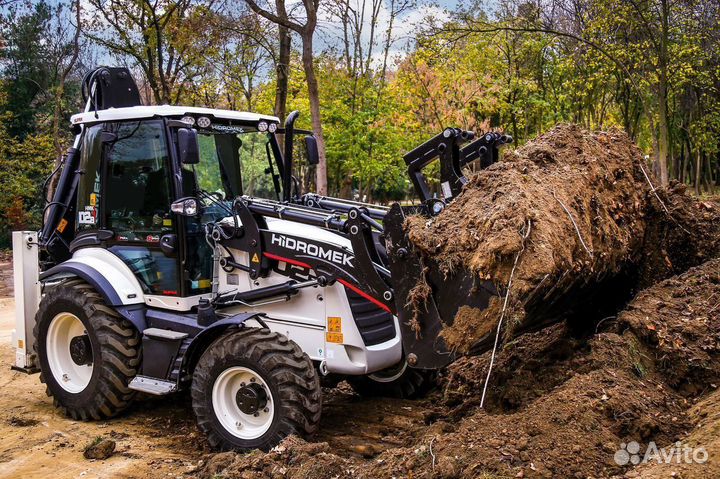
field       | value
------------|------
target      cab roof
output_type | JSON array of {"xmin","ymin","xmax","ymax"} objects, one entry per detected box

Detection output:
[{"xmin": 70, "ymin": 105, "xmax": 280, "ymax": 126}]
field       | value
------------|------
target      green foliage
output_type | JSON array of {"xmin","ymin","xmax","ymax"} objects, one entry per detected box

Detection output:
[
  {"xmin": 0, "ymin": 1, "xmax": 81, "ymax": 140},
  {"xmin": 0, "ymin": 109, "xmax": 55, "ymax": 247}
]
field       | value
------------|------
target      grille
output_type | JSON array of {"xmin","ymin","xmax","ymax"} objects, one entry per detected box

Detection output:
[{"xmin": 344, "ymin": 287, "xmax": 396, "ymax": 346}]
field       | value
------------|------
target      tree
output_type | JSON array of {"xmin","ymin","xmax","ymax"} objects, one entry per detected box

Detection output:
[
  {"xmin": 0, "ymin": 1, "xmax": 82, "ymax": 139},
  {"xmin": 84, "ymin": 0, "xmax": 219, "ymax": 104},
  {"xmin": 51, "ymin": 0, "xmax": 81, "ymax": 158},
  {"xmin": 243, "ymin": 0, "xmax": 329, "ymax": 195}
]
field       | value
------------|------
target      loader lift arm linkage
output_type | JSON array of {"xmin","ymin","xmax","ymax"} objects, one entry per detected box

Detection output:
[{"xmin": 213, "ymin": 196, "xmax": 395, "ymax": 314}]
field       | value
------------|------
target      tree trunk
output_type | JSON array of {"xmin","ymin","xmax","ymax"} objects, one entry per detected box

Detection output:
[
  {"xmin": 273, "ymin": 0, "xmax": 291, "ymax": 122},
  {"xmin": 656, "ymin": 78, "xmax": 670, "ymax": 186},
  {"xmin": 301, "ymin": 36, "xmax": 327, "ymax": 195},
  {"xmin": 47, "ymin": 0, "xmax": 81, "ymax": 214},
  {"xmin": 655, "ymin": 0, "xmax": 670, "ymax": 186},
  {"xmin": 694, "ymin": 148, "xmax": 702, "ymax": 195}
]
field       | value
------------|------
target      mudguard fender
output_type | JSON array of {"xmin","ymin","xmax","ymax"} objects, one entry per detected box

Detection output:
[
  {"xmin": 40, "ymin": 248, "xmax": 146, "ymax": 330},
  {"xmin": 183, "ymin": 313, "xmax": 266, "ymax": 374}
]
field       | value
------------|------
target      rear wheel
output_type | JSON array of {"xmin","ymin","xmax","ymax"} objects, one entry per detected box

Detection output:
[
  {"xmin": 191, "ymin": 328, "xmax": 321, "ymax": 451},
  {"xmin": 348, "ymin": 359, "xmax": 436, "ymax": 398},
  {"xmin": 34, "ymin": 279, "xmax": 141, "ymax": 420}
]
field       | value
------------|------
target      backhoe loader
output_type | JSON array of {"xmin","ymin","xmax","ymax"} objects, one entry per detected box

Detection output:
[{"xmin": 11, "ymin": 67, "xmax": 510, "ymax": 450}]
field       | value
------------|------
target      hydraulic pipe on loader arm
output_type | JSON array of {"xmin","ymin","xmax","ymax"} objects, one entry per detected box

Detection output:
[{"xmin": 283, "ymin": 111, "xmax": 300, "ymax": 202}]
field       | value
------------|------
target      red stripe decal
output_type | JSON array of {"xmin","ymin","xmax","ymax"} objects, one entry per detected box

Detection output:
[
  {"xmin": 263, "ymin": 252, "xmax": 312, "ymax": 269},
  {"xmin": 338, "ymin": 278, "xmax": 392, "ymax": 314},
  {"xmin": 264, "ymin": 252, "xmax": 392, "ymax": 314}
]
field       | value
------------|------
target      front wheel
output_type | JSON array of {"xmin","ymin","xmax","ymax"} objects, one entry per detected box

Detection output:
[
  {"xmin": 347, "ymin": 359, "xmax": 436, "ymax": 398},
  {"xmin": 191, "ymin": 328, "xmax": 322, "ymax": 451}
]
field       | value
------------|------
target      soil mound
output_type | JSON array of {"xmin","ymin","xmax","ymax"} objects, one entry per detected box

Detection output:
[
  {"xmin": 620, "ymin": 258, "xmax": 720, "ymax": 395},
  {"xmin": 406, "ymin": 124, "xmax": 720, "ymax": 352},
  {"xmin": 199, "ymin": 436, "xmax": 355, "ymax": 479}
]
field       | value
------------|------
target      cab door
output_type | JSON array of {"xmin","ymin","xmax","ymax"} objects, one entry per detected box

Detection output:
[{"xmin": 98, "ymin": 120, "xmax": 181, "ymax": 297}]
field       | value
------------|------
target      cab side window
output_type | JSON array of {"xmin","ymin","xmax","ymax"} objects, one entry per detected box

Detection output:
[
  {"xmin": 76, "ymin": 125, "xmax": 104, "ymax": 231},
  {"xmin": 104, "ymin": 121, "xmax": 173, "ymax": 241}
]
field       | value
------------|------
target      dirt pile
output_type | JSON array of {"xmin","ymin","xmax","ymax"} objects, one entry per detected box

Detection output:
[
  {"xmin": 201, "ymin": 259, "xmax": 720, "ymax": 479},
  {"xmin": 406, "ymin": 124, "xmax": 720, "ymax": 352},
  {"xmin": 638, "ymin": 181, "xmax": 720, "ymax": 288},
  {"xmin": 620, "ymin": 258, "xmax": 720, "ymax": 395},
  {"xmin": 199, "ymin": 436, "xmax": 356, "ymax": 479}
]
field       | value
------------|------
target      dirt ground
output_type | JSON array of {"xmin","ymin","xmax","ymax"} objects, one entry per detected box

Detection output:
[{"xmin": 0, "ymin": 259, "xmax": 202, "ymax": 478}]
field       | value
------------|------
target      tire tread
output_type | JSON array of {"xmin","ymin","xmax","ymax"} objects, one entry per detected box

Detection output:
[{"xmin": 34, "ymin": 279, "xmax": 140, "ymax": 420}]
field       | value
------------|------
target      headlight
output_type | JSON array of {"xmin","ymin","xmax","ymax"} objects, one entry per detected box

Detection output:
[
  {"xmin": 257, "ymin": 120, "xmax": 268, "ymax": 132},
  {"xmin": 268, "ymin": 122, "xmax": 278, "ymax": 133},
  {"xmin": 180, "ymin": 116, "xmax": 195, "ymax": 126},
  {"xmin": 197, "ymin": 116, "xmax": 211, "ymax": 128}
]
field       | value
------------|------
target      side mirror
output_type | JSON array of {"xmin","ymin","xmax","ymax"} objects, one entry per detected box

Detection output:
[
  {"xmin": 178, "ymin": 128, "xmax": 200, "ymax": 165},
  {"xmin": 305, "ymin": 135, "xmax": 319, "ymax": 166},
  {"xmin": 171, "ymin": 197, "xmax": 199, "ymax": 216}
]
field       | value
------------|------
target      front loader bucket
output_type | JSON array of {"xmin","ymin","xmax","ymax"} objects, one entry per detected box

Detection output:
[{"xmin": 385, "ymin": 204, "xmax": 498, "ymax": 370}]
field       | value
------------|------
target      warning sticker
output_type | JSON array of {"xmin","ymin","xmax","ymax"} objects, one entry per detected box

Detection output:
[
  {"xmin": 56, "ymin": 218, "xmax": 68, "ymax": 233},
  {"xmin": 441, "ymin": 181, "xmax": 453, "ymax": 199},
  {"xmin": 327, "ymin": 316, "xmax": 342, "ymax": 333},
  {"xmin": 251, "ymin": 253, "xmax": 260, "ymax": 263},
  {"xmin": 326, "ymin": 332, "xmax": 344, "ymax": 344},
  {"xmin": 89, "ymin": 193, "xmax": 97, "ymax": 206}
]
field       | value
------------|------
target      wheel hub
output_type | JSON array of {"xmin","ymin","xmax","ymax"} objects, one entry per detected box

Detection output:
[
  {"xmin": 69, "ymin": 335, "xmax": 92, "ymax": 366},
  {"xmin": 235, "ymin": 383, "xmax": 268, "ymax": 414}
]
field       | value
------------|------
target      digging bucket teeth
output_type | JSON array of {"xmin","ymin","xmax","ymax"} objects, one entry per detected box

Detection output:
[{"xmin": 385, "ymin": 204, "xmax": 498, "ymax": 370}]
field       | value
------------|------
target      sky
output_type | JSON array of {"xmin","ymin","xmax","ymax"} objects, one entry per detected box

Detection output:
[
  {"xmin": 314, "ymin": 0, "xmax": 458, "ymax": 66},
  {"xmin": 3, "ymin": 0, "xmax": 478, "ymax": 76}
]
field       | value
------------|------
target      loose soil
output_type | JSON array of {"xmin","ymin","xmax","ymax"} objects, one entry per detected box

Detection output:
[{"xmin": 405, "ymin": 124, "xmax": 720, "ymax": 352}]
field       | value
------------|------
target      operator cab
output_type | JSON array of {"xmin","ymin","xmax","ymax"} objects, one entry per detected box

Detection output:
[{"xmin": 67, "ymin": 106, "xmax": 287, "ymax": 301}]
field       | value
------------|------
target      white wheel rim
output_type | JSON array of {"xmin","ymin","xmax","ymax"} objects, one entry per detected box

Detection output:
[
  {"xmin": 212, "ymin": 366, "xmax": 275, "ymax": 440},
  {"xmin": 368, "ymin": 360, "xmax": 407, "ymax": 383},
  {"xmin": 46, "ymin": 312, "xmax": 94, "ymax": 393}
]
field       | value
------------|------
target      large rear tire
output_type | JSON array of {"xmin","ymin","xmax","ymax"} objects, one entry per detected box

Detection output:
[
  {"xmin": 191, "ymin": 328, "xmax": 322, "ymax": 451},
  {"xmin": 34, "ymin": 278, "xmax": 141, "ymax": 420},
  {"xmin": 348, "ymin": 359, "xmax": 436, "ymax": 399}
]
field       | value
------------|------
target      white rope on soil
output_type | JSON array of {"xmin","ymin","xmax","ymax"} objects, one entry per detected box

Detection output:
[
  {"xmin": 638, "ymin": 161, "xmax": 693, "ymax": 236},
  {"xmin": 638, "ymin": 161, "xmax": 670, "ymax": 215},
  {"xmin": 429, "ymin": 436, "xmax": 436, "ymax": 471},
  {"xmin": 480, "ymin": 220, "xmax": 532, "ymax": 409},
  {"xmin": 552, "ymin": 190, "xmax": 593, "ymax": 259}
]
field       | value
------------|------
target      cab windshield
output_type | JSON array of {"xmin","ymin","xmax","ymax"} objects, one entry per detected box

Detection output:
[{"xmin": 183, "ymin": 126, "xmax": 280, "ymax": 204}]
